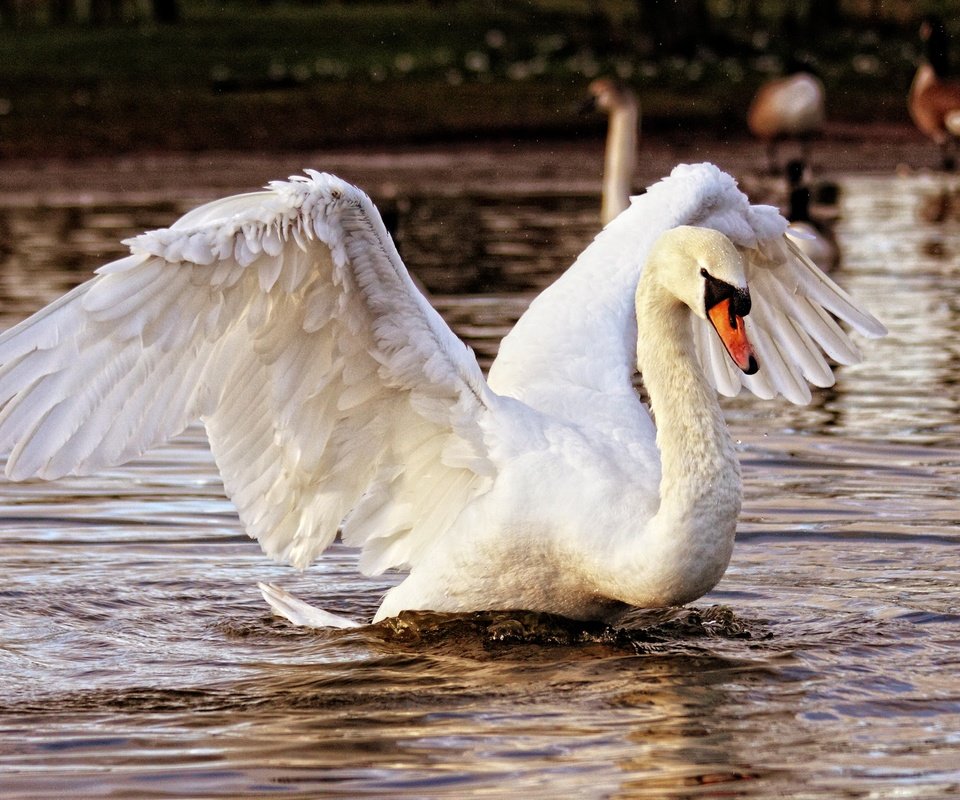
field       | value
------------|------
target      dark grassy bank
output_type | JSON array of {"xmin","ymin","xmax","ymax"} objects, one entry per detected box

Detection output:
[{"xmin": 0, "ymin": 1, "xmax": 942, "ymax": 158}]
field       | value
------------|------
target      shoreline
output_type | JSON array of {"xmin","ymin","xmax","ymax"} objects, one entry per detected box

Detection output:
[{"xmin": 0, "ymin": 123, "xmax": 945, "ymax": 205}]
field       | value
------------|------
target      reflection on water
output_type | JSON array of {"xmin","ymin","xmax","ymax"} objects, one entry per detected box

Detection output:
[{"xmin": 1, "ymin": 169, "xmax": 960, "ymax": 798}]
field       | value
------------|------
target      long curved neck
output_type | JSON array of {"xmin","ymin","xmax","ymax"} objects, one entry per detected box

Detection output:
[
  {"xmin": 626, "ymin": 271, "xmax": 741, "ymax": 605},
  {"xmin": 601, "ymin": 100, "xmax": 639, "ymax": 225},
  {"xmin": 636, "ymin": 282, "xmax": 740, "ymax": 507},
  {"xmin": 910, "ymin": 63, "xmax": 937, "ymax": 103}
]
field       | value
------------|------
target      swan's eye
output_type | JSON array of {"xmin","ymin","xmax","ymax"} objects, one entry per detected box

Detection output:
[
  {"xmin": 702, "ymin": 271, "xmax": 730, "ymax": 310},
  {"xmin": 700, "ymin": 268, "xmax": 708, "ymax": 278},
  {"xmin": 703, "ymin": 272, "xmax": 752, "ymax": 319}
]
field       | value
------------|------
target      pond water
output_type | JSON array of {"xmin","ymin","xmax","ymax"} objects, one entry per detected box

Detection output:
[{"xmin": 0, "ymin": 164, "xmax": 959, "ymax": 799}]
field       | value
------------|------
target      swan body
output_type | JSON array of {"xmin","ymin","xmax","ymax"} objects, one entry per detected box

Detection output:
[
  {"xmin": 585, "ymin": 78, "xmax": 640, "ymax": 224},
  {"xmin": 0, "ymin": 164, "xmax": 884, "ymax": 627}
]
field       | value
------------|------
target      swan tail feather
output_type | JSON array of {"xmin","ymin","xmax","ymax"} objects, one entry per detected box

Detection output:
[{"xmin": 258, "ymin": 582, "xmax": 362, "ymax": 629}]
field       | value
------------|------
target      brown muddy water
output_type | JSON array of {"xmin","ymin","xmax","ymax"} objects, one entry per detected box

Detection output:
[{"xmin": 0, "ymin": 161, "xmax": 959, "ymax": 799}]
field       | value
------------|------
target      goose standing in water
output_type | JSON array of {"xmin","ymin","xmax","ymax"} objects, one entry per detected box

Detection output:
[
  {"xmin": 584, "ymin": 77, "xmax": 640, "ymax": 224},
  {"xmin": 0, "ymin": 164, "xmax": 884, "ymax": 628},
  {"xmin": 747, "ymin": 66, "xmax": 825, "ymax": 173},
  {"xmin": 909, "ymin": 15, "xmax": 960, "ymax": 170}
]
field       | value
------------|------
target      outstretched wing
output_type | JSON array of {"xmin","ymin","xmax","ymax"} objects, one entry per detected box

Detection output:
[
  {"xmin": 695, "ymin": 237, "xmax": 886, "ymax": 404},
  {"xmin": 670, "ymin": 164, "xmax": 887, "ymax": 404},
  {"xmin": 489, "ymin": 162, "xmax": 884, "ymax": 415},
  {"xmin": 0, "ymin": 171, "xmax": 497, "ymax": 572}
]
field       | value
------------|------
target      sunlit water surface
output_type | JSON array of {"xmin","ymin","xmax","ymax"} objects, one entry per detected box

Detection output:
[{"xmin": 0, "ymin": 167, "xmax": 959, "ymax": 799}]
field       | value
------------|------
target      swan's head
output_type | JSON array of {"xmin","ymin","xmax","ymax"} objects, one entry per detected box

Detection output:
[
  {"xmin": 584, "ymin": 77, "xmax": 637, "ymax": 113},
  {"xmin": 651, "ymin": 225, "xmax": 758, "ymax": 375}
]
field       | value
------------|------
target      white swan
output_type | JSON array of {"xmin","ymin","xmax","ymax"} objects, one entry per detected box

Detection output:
[
  {"xmin": 0, "ymin": 163, "xmax": 884, "ymax": 628},
  {"xmin": 585, "ymin": 77, "xmax": 640, "ymax": 224}
]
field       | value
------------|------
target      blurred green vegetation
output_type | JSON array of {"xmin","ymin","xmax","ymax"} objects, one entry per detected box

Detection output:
[{"xmin": 0, "ymin": 1, "xmax": 953, "ymax": 157}]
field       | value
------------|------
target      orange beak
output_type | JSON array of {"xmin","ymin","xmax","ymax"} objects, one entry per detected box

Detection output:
[{"xmin": 707, "ymin": 297, "xmax": 758, "ymax": 375}]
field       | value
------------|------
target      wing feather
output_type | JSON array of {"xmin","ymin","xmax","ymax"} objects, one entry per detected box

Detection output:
[
  {"xmin": 0, "ymin": 163, "xmax": 884, "ymax": 583},
  {"xmin": 489, "ymin": 162, "xmax": 884, "ymax": 421},
  {"xmin": 662, "ymin": 165, "xmax": 886, "ymax": 404},
  {"xmin": 0, "ymin": 171, "xmax": 499, "ymax": 573},
  {"xmin": 696, "ymin": 238, "xmax": 886, "ymax": 403},
  {"xmin": 754, "ymin": 270, "xmax": 835, "ymax": 385}
]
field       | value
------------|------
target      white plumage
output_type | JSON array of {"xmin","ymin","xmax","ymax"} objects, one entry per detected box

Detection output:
[{"xmin": 0, "ymin": 164, "xmax": 885, "ymax": 627}]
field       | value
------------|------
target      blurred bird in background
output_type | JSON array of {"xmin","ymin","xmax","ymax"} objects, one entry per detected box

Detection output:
[
  {"xmin": 909, "ymin": 14, "xmax": 960, "ymax": 170},
  {"xmin": 583, "ymin": 77, "xmax": 640, "ymax": 224},
  {"xmin": 784, "ymin": 159, "xmax": 838, "ymax": 271},
  {"xmin": 748, "ymin": 62, "xmax": 826, "ymax": 174}
]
